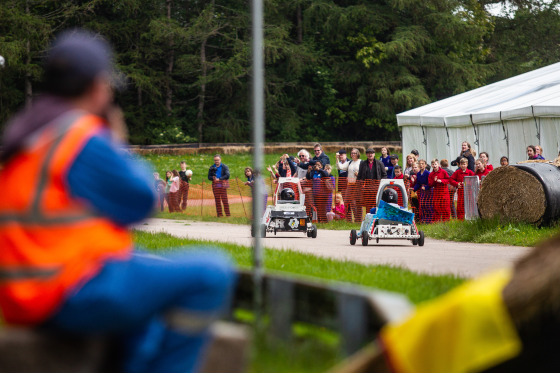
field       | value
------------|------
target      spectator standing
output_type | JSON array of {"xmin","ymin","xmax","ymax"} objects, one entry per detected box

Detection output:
[
  {"xmin": 479, "ymin": 152, "xmax": 493, "ymax": 171},
  {"xmin": 153, "ymin": 172, "xmax": 166, "ymax": 212},
  {"xmin": 339, "ymin": 148, "xmax": 362, "ymax": 222},
  {"xmin": 307, "ymin": 161, "xmax": 329, "ymax": 222},
  {"xmin": 387, "ymin": 154, "xmax": 399, "ymax": 178},
  {"xmin": 440, "ymin": 159, "xmax": 455, "ymax": 218},
  {"xmin": 475, "ymin": 158, "xmax": 490, "ymax": 180},
  {"xmin": 449, "ymin": 158, "xmax": 475, "ymax": 220},
  {"xmin": 358, "ymin": 148, "xmax": 387, "ymax": 214},
  {"xmin": 527, "ymin": 145, "xmax": 545, "ymax": 160},
  {"xmin": 440, "ymin": 159, "xmax": 454, "ymax": 177},
  {"xmin": 536, "ymin": 145, "xmax": 544, "ymax": 159},
  {"xmin": 500, "ymin": 156, "xmax": 509, "ymax": 167},
  {"xmin": 451, "ymin": 141, "xmax": 476, "ymax": 172},
  {"xmin": 393, "ymin": 165, "xmax": 404, "ymax": 179},
  {"xmin": 168, "ymin": 170, "xmax": 181, "ymax": 212},
  {"xmin": 428, "ymin": 159, "xmax": 451, "ymax": 222},
  {"xmin": 312, "ymin": 143, "xmax": 330, "ymax": 168},
  {"xmin": 414, "ymin": 160, "xmax": 432, "ymax": 223},
  {"xmin": 245, "ymin": 167, "xmax": 268, "ymax": 213},
  {"xmin": 335, "ymin": 149, "xmax": 349, "ymax": 193},
  {"xmin": 379, "ymin": 147, "xmax": 390, "ymax": 172},
  {"xmin": 165, "ymin": 170, "xmax": 175, "ymax": 212},
  {"xmin": 403, "ymin": 153, "xmax": 416, "ymax": 177},
  {"xmin": 208, "ymin": 154, "xmax": 231, "ymax": 217},
  {"xmin": 178, "ymin": 161, "xmax": 191, "ymax": 210},
  {"xmin": 277, "ymin": 154, "xmax": 297, "ymax": 177},
  {"xmin": 293, "ymin": 149, "xmax": 310, "ymax": 179},
  {"xmin": 408, "ymin": 162, "xmax": 420, "ymax": 212},
  {"xmin": 0, "ymin": 30, "xmax": 235, "ymax": 373}
]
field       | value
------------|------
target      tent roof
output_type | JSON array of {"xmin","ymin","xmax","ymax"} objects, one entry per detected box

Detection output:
[{"xmin": 397, "ymin": 62, "xmax": 560, "ymax": 127}]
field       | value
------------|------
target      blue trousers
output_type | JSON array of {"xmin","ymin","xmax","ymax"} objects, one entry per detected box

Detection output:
[{"xmin": 48, "ymin": 250, "xmax": 236, "ymax": 372}]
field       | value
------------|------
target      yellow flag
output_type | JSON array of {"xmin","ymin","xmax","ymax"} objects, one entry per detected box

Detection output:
[{"xmin": 380, "ymin": 269, "xmax": 521, "ymax": 373}]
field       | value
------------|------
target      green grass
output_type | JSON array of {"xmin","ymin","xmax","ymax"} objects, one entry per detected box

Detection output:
[
  {"xmin": 418, "ymin": 217, "xmax": 560, "ymax": 247},
  {"xmin": 134, "ymin": 229, "xmax": 462, "ymax": 372},
  {"xmin": 134, "ymin": 230, "xmax": 464, "ymax": 305}
]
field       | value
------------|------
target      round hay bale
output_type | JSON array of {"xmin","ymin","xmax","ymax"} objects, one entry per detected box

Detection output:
[{"xmin": 478, "ymin": 166, "xmax": 546, "ymax": 225}]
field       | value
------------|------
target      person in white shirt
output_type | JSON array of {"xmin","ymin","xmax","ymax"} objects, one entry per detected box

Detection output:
[{"xmin": 338, "ymin": 148, "xmax": 362, "ymax": 222}]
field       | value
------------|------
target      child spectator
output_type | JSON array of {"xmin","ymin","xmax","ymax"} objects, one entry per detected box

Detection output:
[
  {"xmin": 324, "ymin": 164, "xmax": 336, "ymax": 213},
  {"xmin": 277, "ymin": 154, "xmax": 297, "ymax": 177},
  {"xmin": 428, "ymin": 159, "xmax": 451, "ymax": 222},
  {"xmin": 479, "ymin": 152, "xmax": 493, "ymax": 171},
  {"xmin": 380, "ymin": 147, "xmax": 390, "ymax": 172},
  {"xmin": 449, "ymin": 158, "xmax": 475, "ymax": 220},
  {"xmin": 244, "ymin": 167, "xmax": 254, "ymax": 186},
  {"xmin": 403, "ymin": 153, "xmax": 416, "ymax": 177},
  {"xmin": 408, "ymin": 162, "xmax": 420, "ymax": 212},
  {"xmin": 178, "ymin": 161, "xmax": 191, "ymax": 210},
  {"xmin": 451, "ymin": 141, "xmax": 476, "ymax": 172},
  {"xmin": 387, "ymin": 154, "xmax": 399, "ymax": 178},
  {"xmin": 327, "ymin": 193, "xmax": 346, "ymax": 222},
  {"xmin": 475, "ymin": 158, "xmax": 490, "ymax": 180},
  {"xmin": 536, "ymin": 145, "xmax": 544, "ymax": 159},
  {"xmin": 393, "ymin": 165, "xmax": 404, "ymax": 179},
  {"xmin": 440, "ymin": 159, "xmax": 453, "ymax": 177},
  {"xmin": 500, "ymin": 156, "xmax": 509, "ymax": 167},
  {"xmin": 414, "ymin": 160, "xmax": 432, "ymax": 223}
]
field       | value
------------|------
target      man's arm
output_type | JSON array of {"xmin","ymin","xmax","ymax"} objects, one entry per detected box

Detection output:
[
  {"xmin": 208, "ymin": 166, "xmax": 214, "ymax": 181},
  {"xmin": 221, "ymin": 164, "xmax": 230, "ymax": 180},
  {"xmin": 379, "ymin": 161, "xmax": 387, "ymax": 179},
  {"xmin": 67, "ymin": 132, "xmax": 155, "ymax": 226}
]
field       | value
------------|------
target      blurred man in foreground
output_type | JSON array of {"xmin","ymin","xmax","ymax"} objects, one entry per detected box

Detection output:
[{"xmin": 0, "ymin": 30, "xmax": 235, "ymax": 372}]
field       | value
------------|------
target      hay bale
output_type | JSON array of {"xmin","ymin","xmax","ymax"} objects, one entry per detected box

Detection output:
[{"xmin": 478, "ymin": 166, "xmax": 546, "ymax": 225}]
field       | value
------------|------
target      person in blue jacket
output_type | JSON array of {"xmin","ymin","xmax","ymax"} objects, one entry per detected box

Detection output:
[
  {"xmin": 0, "ymin": 30, "xmax": 236, "ymax": 373},
  {"xmin": 413, "ymin": 159, "xmax": 433, "ymax": 223},
  {"xmin": 208, "ymin": 154, "xmax": 231, "ymax": 217}
]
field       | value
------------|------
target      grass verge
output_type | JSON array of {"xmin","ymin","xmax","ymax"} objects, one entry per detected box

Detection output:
[
  {"xmin": 418, "ymin": 217, "xmax": 560, "ymax": 247},
  {"xmin": 134, "ymin": 230, "xmax": 463, "ymax": 372}
]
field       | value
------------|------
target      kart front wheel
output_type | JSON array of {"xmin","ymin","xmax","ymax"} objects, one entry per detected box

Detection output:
[
  {"xmin": 350, "ymin": 229, "xmax": 357, "ymax": 245},
  {"xmin": 361, "ymin": 231, "xmax": 369, "ymax": 246},
  {"xmin": 311, "ymin": 225, "xmax": 318, "ymax": 238},
  {"xmin": 418, "ymin": 231, "xmax": 425, "ymax": 246},
  {"xmin": 412, "ymin": 238, "xmax": 418, "ymax": 245},
  {"xmin": 261, "ymin": 224, "xmax": 267, "ymax": 238}
]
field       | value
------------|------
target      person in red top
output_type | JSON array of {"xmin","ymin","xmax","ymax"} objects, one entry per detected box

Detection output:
[
  {"xmin": 449, "ymin": 158, "xmax": 475, "ymax": 220},
  {"xmin": 428, "ymin": 159, "xmax": 451, "ymax": 222},
  {"xmin": 480, "ymin": 152, "xmax": 493, "ymax": 171},
  {"xmin": 327, "ymin": 192, "xmax": 346, "ymax": 222},
  {"xmin": 393, "ymin": 165, "xmax": 404, "ymax": 179},
  {"xmin": 475, "ymin": 158, "xmax": 490, "ymax": 180}
]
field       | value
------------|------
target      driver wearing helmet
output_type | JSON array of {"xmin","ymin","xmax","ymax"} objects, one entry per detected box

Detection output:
[
  {"xmin": 370, "ymin": 188, "xmax": 400, "ymax": 214},
  {"xmin": 280, "ymin": 187, "xmax": 295, "ymax": 201}
]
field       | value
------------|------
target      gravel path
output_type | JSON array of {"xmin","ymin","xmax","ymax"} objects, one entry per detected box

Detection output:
[{"xmin": 135, "ymin": 218, "xmax": 531, "ymax": 278}]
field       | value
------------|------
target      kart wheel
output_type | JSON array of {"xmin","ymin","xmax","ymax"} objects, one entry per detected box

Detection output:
[
  {"xmin": 311, "ymin": 225, "xmax": 318, "ymax": 238},
  {"xmin": 376, "ymin": 238, "xmax": 379, "ymax": 244},
  {"xmin": 307, "ymin": 229, "xmax": 312, "ymax": 237},
  {"xmin": 418, "ymin": 231, "xmax": 425, "ymax": 246},
  {"xmin": 361, "ymin": 231, "xmax": 369, "ymax": 246},
  {"xmin": 251, "ymin": 225, "xmax": 255, "ymax": 238},
  {"xmin": 412, "ymin": 238, "xmax": 418, "ymax": 245},
  {"xmin": 350, "ymin": 229, "xmax": 357, "ymax": 245},
  {"xmin": 261, "ymin": 224, "xmax": 267, "ymax": 238}
]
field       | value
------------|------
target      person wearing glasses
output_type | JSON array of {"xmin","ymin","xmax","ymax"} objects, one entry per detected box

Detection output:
[
  {"xmin": 312, "ymin": 143, "xmax": 330, "ymax": 168},
  {"xmin": 291, "ymin": 149, "xmax": 310, "ymax": 179}
]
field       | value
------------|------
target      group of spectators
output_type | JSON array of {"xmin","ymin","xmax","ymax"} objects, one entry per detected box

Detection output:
[{"xmin": 154, "ymin": 141, "xmax": 551, "ymax": 223}]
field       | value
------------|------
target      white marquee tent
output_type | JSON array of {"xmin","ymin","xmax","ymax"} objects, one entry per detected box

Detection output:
[{"xmin": 397, "ymin": 62, "xmax": 560, "ymax": 167}]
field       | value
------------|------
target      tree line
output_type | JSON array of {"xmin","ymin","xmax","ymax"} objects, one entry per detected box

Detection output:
[{"xmin": 0, "ymin": 0, "xmax": 559, "ymax": 144}]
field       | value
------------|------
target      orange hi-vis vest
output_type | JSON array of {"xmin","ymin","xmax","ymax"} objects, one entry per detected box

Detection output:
[{"xmin": 0, "ymin": 110, "xmax": 133, "ymax": 325}]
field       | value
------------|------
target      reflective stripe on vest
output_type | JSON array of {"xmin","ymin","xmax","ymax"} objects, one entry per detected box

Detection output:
[{"xmin": 0, "ymin": 111, "xmax": 132, "ymax": 324}]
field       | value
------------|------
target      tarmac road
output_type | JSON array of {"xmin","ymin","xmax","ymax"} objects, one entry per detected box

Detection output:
[{"xmin": 135, "ymin": 218, "xmax": 531, "ymax": 278}]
